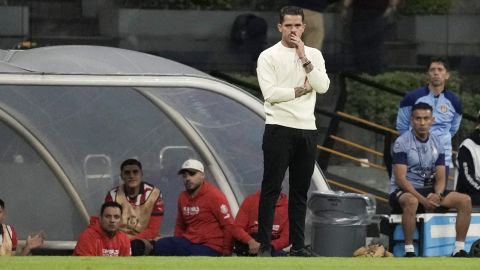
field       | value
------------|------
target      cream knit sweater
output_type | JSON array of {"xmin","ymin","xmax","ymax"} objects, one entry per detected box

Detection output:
[{"xmin": 257, "ymin": 41, "xmax": 330, "ymax": 130}]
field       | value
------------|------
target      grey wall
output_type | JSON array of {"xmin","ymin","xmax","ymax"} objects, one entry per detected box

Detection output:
[
  {"xmin": 1, "ymin": 6, "xmax": 479, "ymax": 71},
  {"xmin": 0, "ymin": 6, "xmax": 29, "ymax": 49},
  {"xmin": 97, "ymin": 9, "xmax": 480, "ymax": 70}
]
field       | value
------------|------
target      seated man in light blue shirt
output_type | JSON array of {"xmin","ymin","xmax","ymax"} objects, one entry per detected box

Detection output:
[
  {"xmin": 390, "ymin": 102, "xmax": 471, "ymax": 257},
  {"xmin": 396, "ymin": 57, "xmax": 462, "ymax": 175}
]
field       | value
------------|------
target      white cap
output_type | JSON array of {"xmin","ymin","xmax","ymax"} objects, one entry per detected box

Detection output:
[{"xmin": 178, "ymin": 159, "xmax": 204, "ymax": 174}]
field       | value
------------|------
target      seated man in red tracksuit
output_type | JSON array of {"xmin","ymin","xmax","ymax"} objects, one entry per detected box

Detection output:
[
  {"xmin": 153, "ymin": 159, "xmax": 237, "ymax": 256},
  {"xmin": 233, "ymin": 191, "xmax": 289, "ymax": 256},
  {"xmin": 73, "ymin": 201, "xmax": 131, "ymax": 256}
]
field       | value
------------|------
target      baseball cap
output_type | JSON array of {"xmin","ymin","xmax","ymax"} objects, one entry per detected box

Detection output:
[{"xmin": 178, "ymin": 159, "xmax": 204, "ymax": 174}]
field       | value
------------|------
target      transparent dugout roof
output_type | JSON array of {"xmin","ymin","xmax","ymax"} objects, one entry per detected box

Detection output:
[
  {"xmin": 0, "ymin": 45, "xmax": 328, "ymax": 245},
  {"xmin": 0, "ymin": 84, "xmax": 265, "ymax": 239}
]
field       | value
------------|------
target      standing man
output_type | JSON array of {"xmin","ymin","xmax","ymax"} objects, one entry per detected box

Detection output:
[
  {"xmin": 456, "ymin": 110, "xmax": 480, "ymax": 205},
  {"xmin": 153, "ymin": 159, "xmax": 236, "ymax": 256},
  {"xmin": 390, "ymin": 102, "xmax": 471, "ymax": 257},
  {"xmin": 105, "ymin": 159, "xmax": 164, "ymax": 255},
  {"xmin": 397, "ymin": 57, "xmax": 462, "ymax": 178},
  {"xmin": 341, "ymin": 0, "xmax": 400, "ymax": 74},
  {"xmin": 73, "ymin": 201, "xmax": 131, "ymax": 256},
  {"xmin": 256, "ymin": 6, "xmax": 330, "ymax": 257}
]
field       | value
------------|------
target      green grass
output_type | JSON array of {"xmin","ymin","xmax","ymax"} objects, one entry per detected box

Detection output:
[{"xmin": 0, "ymin": 257, "xmax": 478, "ymax": 270}]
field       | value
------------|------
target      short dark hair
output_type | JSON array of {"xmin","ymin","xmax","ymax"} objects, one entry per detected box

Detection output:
[
  {"xmin": 101, "ymin": 201, "xmax": 123, "ymax": 215},
  {"xmin": 0, "ymin": 199, "xmax": 4, "ymax": 209},
  {"xmin": 428, "ymin": 56, "xmax": 449, "ymax": 71},
  {"xmin": 120, "ymin": 158, "xmax": 142, "ymax": 171},
  {"xmin": 412, "ymin": 102, "xmax": 433, "ymax": 113},
  {"xmin": 279, "ymin": 6, "xmax": 304, "ymax": 23}
]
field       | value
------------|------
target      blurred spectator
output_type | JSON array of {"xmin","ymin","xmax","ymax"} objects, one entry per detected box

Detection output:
[
  {"xmin": 341, "ymin": 0, "xmax": 400, "ymax": 74},
  {"xmin": 288, "ymin": 0, "xmax": 337, "ymax": 50}
]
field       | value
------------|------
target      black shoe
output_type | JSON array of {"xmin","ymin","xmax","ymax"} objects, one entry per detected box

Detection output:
[
  {"xmin": 452, "ymin": 250, "xmax": 469, "ymax": 257},
  {"xmin": 289, "ymin": 246, "xmax": 316, "ymax": 257},
  {"xmin": 404, "ymin": 252, "xmax": 416, "ymax": 257},
  {"xmin": 258, "ymin": 245, "xmax": 272, "ymax": 257}
]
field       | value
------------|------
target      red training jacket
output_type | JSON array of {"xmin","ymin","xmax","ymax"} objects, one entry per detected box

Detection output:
[
  {"xmin": 73, "ymin": 217, "xmax": 131, "ymax": 256},
  {"xmin": 234, "ymin": 191, "xmax": 289, "ymax": 251},
  {"xmin": 174, "ymin": 181, "xmax": 235, "ymax": 254}
]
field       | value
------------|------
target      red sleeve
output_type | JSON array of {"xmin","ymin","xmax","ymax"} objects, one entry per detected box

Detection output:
[
  {"xmin": 131, "ymin": 195, "xmax": 164, "ymax": 240},
  {"xmin": 209, "ymin": 191, "xmax": 235, "ymax": 255},
  {"xmin": 119, "ymin": 234, "xmax": 132, "ymax": 256},
  {"xmin": 73, "ymin": 230, "xmax": 99, "ymax": 256},
  {"xmin": 11, "ymin": 225, "xmax": 18, "ymax": 252},
  {"xmin": 174, "ymin": 196, "xmax": 186, "ymax": 236},
  {"xmin": 234, "ymin": 196, "xmax": 255, "ymax": 244},
  {"xmin": 271, "ymin": 206, "xmax": 289, "ymax": 251},
  {"xmin": 222, "ymin": 224, "xmax": 234, "ymax": 255}
]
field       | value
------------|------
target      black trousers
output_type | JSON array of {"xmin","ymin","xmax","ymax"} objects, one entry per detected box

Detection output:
[{"xmin": 257, "ymin": 124, "xmax": 317, "ymax": 250}]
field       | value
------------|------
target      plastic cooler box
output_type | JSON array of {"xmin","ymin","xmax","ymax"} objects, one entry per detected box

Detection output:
[{"xmin": 390, "ymin": 213, "xmax": 480, "ymax": 256}]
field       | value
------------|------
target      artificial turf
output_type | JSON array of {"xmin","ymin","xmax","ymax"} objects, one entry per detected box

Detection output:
[{"xmin": 0, "ymin": 256, "xmax": 478, "ymax": 270}]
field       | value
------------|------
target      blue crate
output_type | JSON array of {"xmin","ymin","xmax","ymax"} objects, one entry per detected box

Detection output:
[{"xmin": 390, "ymin": 213, "xmax": 480, "ymax": 256}]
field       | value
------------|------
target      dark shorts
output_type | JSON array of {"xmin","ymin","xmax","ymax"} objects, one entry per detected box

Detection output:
[{"xmin": 389, "ymin": 187, "xmax": 452, "ymax": 214}]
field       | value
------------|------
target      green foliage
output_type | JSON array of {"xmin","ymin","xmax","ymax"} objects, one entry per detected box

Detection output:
[
  {"xmin": 345, "ymin": 71, "xmax": 480, "ymax": 141},
  {"xmin": 400, "ymin": 0, "xmax": 452, "ymax": 15},
  {"xmin": 457, "ymin": 90, "xmax": 480, "ymax": 139},
  {"xmin": 345, "ymin": 71, "xmax": 463, "ymax": 129}
]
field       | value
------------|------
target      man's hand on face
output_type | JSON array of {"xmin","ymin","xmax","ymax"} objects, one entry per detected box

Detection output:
[{"xmin": 290, "ymin": 33, "xmax": 306, "ymax": 59}]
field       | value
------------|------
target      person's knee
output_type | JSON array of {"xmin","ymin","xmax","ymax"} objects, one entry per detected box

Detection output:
[
  {"xmin": 153, "ymin": 238, "xmax": 172, "ymax": 256},
  {"xmin": 400, "ymin": 195, "xmax": 418, "ymax": 212},
  {"xmin": 446, "ymin": 192, "xmax": 472, "ymax": 212},
  {"xmin": 458, "ymin": 193, "xmax": 472, "ymax": 212},
  {"xmin": 131, "ymin": 239, "xmax": 154, "ymax": 256},
  {"xmin": 131, "ymin": 239, "xmax": 146, "ymax": 256}
]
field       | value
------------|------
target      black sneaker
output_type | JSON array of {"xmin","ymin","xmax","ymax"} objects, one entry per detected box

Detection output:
[
  {"xmin": 289, "ymin": 246, "xmax": 316, "ymax": 257},
  {"xmin": 452, "ymin": 250, "xmax": 469, "ymax": 257},
  {"xmin": 404, "ymin": 252, "xmax": 416, "ymax": 257}
]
